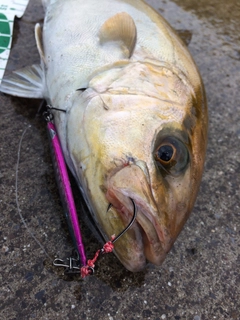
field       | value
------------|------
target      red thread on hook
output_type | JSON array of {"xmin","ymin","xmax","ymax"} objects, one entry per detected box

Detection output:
[
  {"xmin": 81, "ymin": 249, "xmax": 100, "ymax": 278},
  {"xmin": 103, "ymin": 235, "xmax": 115, "ymax": 253},
  {"xmin": 103, "ymin": 240, "xmax": 114, "ymax": 253},
  {"xmin": 80, "ymin": 235, "xmax": 115, "ymax": 278}
]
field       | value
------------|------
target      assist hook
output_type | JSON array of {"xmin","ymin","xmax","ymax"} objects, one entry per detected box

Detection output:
[
  {"xmin": 107, "ymin": 198, "xmax": 137, "ymax": 244},
  {"xmin": 80, "ymin": 198, "xmax": 137, "ymax": 278}
]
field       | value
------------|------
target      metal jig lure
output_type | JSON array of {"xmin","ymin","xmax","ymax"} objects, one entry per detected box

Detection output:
[
  {"xmin": 44, "ymin": 105, "xmax": 137, "ymax": 277},
  {"xmin": 44, "ymin": 107, "xmax": 87, "ymax": 267}
]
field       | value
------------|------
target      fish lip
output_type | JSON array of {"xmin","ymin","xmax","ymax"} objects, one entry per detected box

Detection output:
[
  {"xmin": 107, "ymin": 194, "xmax": 167, "ymax": 266},
  {"xmin": 131, "ymin": 199, "xmax": 168, "ymax": 260}
]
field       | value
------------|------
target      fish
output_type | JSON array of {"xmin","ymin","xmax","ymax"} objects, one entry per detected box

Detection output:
[{"xmin": 0, "ymin": 0, "xmax": 208, "ymax": 272}]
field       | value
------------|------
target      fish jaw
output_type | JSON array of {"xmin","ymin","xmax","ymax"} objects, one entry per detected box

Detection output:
[{"xmin": 105, "ymin": 164, "xmax": 168, "ymax": 270}]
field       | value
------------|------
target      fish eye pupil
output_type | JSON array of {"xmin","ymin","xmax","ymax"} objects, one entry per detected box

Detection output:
[{"xmin": 158, "ymin": 145, "xmax": 173, "ymax": 162}]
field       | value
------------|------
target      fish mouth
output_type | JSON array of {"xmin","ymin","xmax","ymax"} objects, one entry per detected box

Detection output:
[{"xmin": 106, "ymin": 189, "xmax": 167, "ymax": 272}]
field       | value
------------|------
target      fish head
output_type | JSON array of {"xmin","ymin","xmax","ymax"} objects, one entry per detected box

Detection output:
[{"xmin": 67, "ymin": 63, "xmax": 208, "ymax": 271}]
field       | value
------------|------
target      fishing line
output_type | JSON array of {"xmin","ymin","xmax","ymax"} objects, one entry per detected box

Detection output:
[
  {"xmin": 16, "ymin": 119, "xmax": 137, "ymax": 276},
  {"xmin": 15, "ymin": 124, "xmax": 52, "ymax": 260}
]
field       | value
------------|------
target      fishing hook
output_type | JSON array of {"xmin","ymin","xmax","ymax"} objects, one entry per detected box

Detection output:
[
  {"xmin": 107, "ymin": 198, "xmax": 137, "ymax": 244},
  {"xmin": 54, "ymin": 198, "xmax": 137, "ymax": 276},
  {"xmin": 80, "ymin": 198, "xmax": 137, "ymax": 278}
]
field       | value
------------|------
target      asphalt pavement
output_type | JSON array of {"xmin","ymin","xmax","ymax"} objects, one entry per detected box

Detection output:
[{"xmin": 0, "ymin": 0, "xmax": 239, "ymax": 319}]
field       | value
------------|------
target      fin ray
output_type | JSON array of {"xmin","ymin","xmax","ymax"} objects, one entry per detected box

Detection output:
[
  {"xmin": 99, "ymin": 12, "xmax": 137, "ymax": 58},
  {"xmin": 35, "ymin": 23, "xmax": 46, "ymax": 64},
  {"xmin": 0, "ymin": 64, "xmax": 45, "ymax": 98}
]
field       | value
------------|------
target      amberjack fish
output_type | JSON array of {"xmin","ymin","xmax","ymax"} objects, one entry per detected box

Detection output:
[{"xmin": 0, "ymin": 0, "xmax": 208, "ymax": 271}]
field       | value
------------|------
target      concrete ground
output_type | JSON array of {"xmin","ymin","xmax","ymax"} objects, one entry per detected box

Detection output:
[{"xmin": 0, "ymin": 0, "xmax": 239, "ymax": 319}]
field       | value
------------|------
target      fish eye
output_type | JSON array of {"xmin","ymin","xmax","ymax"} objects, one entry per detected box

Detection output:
[
  {"xmin": 155, "ymin": 137, "xmax": 189, "ymax": 175},
  {"xmin": 157, "ymin": 145, "xmax": 174, "ymax": 163}
]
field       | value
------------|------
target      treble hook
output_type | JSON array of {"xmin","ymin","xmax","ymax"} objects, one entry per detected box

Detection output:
[{"xmin": 107, "ymin": 198, "xmax": 137, "ymax": 244}]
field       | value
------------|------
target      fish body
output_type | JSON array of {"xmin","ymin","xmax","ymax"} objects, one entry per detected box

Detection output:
[{"xmin": 0, "ymin": 0, "xmax": 208, "ymax": 271}]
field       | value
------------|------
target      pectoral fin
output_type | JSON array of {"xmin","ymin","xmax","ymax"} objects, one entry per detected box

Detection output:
[
  {"xmin": 0, "ymin": 64, "xmax": 45, "ymax": 98},
  {"xmin": 99, "ymin": 12, "xmax": 137, "ymax": 58}
]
